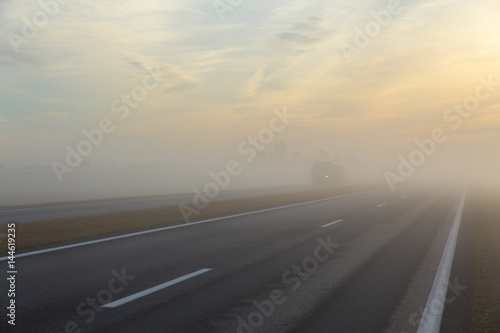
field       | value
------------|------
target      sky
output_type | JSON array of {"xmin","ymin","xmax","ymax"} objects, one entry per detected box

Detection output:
[{"xmin": 0, "ymin": 0, "xmax": 499, "ymax": 183}]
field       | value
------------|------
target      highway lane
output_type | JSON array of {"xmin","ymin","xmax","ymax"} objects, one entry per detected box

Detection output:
[
  {"xmin": 0, "ymin": 187, "xmax": 473, "ymax": 332},
  {"xmin": 0, "ymin": 185, "xmax": 313, "ymax": 225}
]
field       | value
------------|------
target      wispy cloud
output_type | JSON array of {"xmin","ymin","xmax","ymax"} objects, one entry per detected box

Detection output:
[
  {"xmin": 0, "ymin": 81, "xmax": 25, "ymax": 94},
  {"xmin": 0, "ymin": 0, "xmax": 499, "ymax": 169},
  {"xmin": 269, "ymin": 15, "xmax": 328, "ymax": 53},
  {"xmin": 24, "ymin": 112, "xmax": 68, "ymax": 122},
  {"xmin": 246, "ymin": 66, "xmax": 267, "ymax": 98}
]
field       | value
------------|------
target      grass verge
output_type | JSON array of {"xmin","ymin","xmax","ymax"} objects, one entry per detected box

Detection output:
[{"xmin": 472, "ymin": 187, "xmax": 500, "ymax": 333}]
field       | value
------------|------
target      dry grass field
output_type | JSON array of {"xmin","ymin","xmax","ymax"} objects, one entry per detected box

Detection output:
[{"xmin": 471, "ymin": 187, "xmax": 500, "ymax": 333}]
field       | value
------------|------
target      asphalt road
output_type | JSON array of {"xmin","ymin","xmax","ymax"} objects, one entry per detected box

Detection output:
[{"xmin": 0, "ymin": 187, "xmax": 474, "ymax": 332}]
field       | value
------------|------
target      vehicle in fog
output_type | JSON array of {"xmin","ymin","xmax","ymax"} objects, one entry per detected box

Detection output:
[{"xmin": 311, "ymin": 161, "xmax": 345, "ymax": 185}]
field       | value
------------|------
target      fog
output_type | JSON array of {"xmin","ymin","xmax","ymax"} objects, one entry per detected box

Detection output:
[
  {"xmin": 1, "ymin": 0, "xmax": 499, "ymax": 206},
  {"xmin": 1, "ymin": 138, "xmax": 499, "ymax": 206},
  {"xmin": 0, "ymin": 148, "xmax": 376, "ymax": 206}
]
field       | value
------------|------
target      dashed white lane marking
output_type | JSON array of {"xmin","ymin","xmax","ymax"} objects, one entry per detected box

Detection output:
[
  {"xmin": 102, "ymin": 268, "xmax": 212, "ymax": 308},
  {"xmin": 321, "ymin": 219, "xmax": 344, "ymax": 228},
  {"xmin": 377, "ymin": 203, "xmax": 387, "ymax": 208}
]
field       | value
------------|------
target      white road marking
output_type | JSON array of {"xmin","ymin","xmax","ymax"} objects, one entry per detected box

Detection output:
[
  {"xmin": 417, "ymin": 188, "xmax": 467, "ymax": 333},
  {"xmin": 321, "ymin": 219, "xmax": 344, "ymax": 228},
  {"xmin": 0, "ymin": 188, "xmax": 382, "ymax": 261},
  {"xmin": 402, "ymin": 195, "xmax": 408, "ymax": 199},
  {"xmin": 377, "ymin": 203, "xmax": 387, "ymax": 208},
  {"xmin": 102, "ymin": 268, "xmax": 212, "ymax": 308}
]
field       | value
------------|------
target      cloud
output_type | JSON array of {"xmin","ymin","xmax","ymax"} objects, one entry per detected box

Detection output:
[
  {"xmin": 270, "ymin": 15, "xmax": 328, "ymax": 53},
  {"xmin": 1, "ymin": 0, "xmax": 499, "ymax": 170},
  {"xmin": 277, "ymin": 32, "xmax": 320, "ymax": 45},
  {"xmin": 119, "ymin": 53, "xmax": 200, "ymax": 95},
  {"xmin": 0, "ymin": 116, "xmax": 9, "ymax": 123},
  {"xmin": 24, "ymin": 112, "xmax": 68, "ymax": 122},
  {"xmin": 270, "ymin": 0, "xmax": 315, "ymax": 19},
  {"xmin": 120, "ymin": 54, "xmax": 157, "ymax": 72},
  {"xmin": 0, "ymin": 81, "xmax": 25, "ymax": 94},
  {"xmin": 246, "ymin": 66, "xmax": 267, "ymax": 98}
]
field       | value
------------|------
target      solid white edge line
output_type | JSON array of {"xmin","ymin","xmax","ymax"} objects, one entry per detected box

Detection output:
[
  {"xmin": 321, "ymin": 219, "xmax": 344, "ymax": 228},
  {"xmin": 102, "ymin": 268, "xmax": 212, "ymax": 308},
  {"xmin": 417, "ymin": 188, "xmax": 467, "ymax": 333},
  {"xmin": 0, "ymin": 188, "xmax": 382, "ymax": 261}
]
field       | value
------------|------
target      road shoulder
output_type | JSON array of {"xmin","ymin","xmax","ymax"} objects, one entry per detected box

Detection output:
[{"xmin": 471, "ymin": 187, "xmax": 500, "ymax": 333}]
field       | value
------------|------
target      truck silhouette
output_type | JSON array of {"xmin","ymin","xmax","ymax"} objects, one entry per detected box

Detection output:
[{"xmin": 311, "ymin": 161, "xmax": 345, "ymax": 185}]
